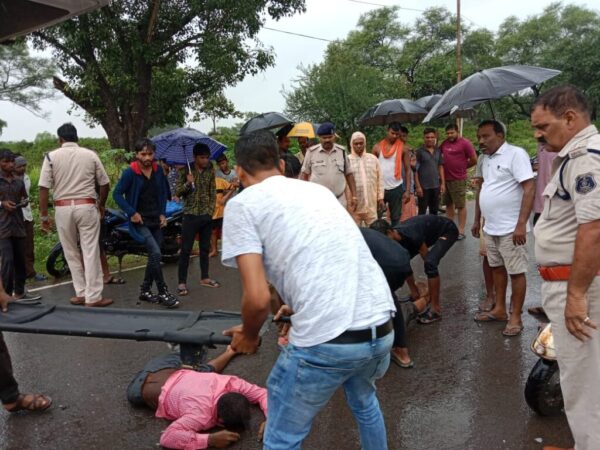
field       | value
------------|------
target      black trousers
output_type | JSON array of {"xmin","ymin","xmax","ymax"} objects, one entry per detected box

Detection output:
[
  {"xmin": 417, "ymin": 187, "xmax": 440, "ymax": 216},
  {"xmin": 24, "ymin": 220, "xmax": 36, "ymax": 278},
  {"xmin": 383, "ymin": 184, "xmax": 405, "ymax": 226},
  {"xmin": 424, "ymin": 224, "xmax": 459, "ymax": 278},
  {"xmin": 0, "ymin": 237, "xmax": 26, "ymax": 296},
  {"xmin": 178, "ymin": 214, "xmax": 212, "ymax": 283},
  {"xmin": 0, "ymin": 333, "xmax": 19, "ymax": 405}
]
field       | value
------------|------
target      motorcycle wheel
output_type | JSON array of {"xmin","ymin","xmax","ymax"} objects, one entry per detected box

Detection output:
[
  {"xmin": 524, "ymin": 358, "xmax": 564, "ymax": 416},
  {"xmin": 46, "ymin": 244, "xmax": 71, "ymax": 279}
]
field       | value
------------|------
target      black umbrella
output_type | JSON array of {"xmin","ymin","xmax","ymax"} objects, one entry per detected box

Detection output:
[
  {"xmin": 415, "ymin": 94, "xmax": 442, "ymax": 111},
  {"xmin": 423, "ymin": 65, "xmax": 562, "ymax": 122},
  {"xmin": 359, "ymin": 99, "xmax": 428, "ymax": 126},
  {"xmin": 239, "ymin": 112, "xmax": 294, "ymax": 135}
]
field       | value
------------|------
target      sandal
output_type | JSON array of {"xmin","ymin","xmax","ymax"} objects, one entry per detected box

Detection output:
[
  {"xmin": 473, "ymin": 311, "xmax": 508, "ymax": 322},
  {"xmin": 502, "ymin": 323, "xmax": 524, "ymax": 337},
  {"xmin": 6, "ymin": 393, "xmax": 52, "ymax": 413},
  {"xmin": 417, "ymin": 310, "xmax": 442, "ymax": 324},
  {"xmin": 390, "ymin": 352, "xmax": 414, "ymax": 368},
  {"xmin": 104, "ymin": 276, "xmax": 126, "ymax": 285},
  {"xmin": 177, "ymin": 287, "xmax": 189, "ymax": 296},
  {"xmin": 199, "ymin": 279, "xmax": 221, "ymax": 288}
]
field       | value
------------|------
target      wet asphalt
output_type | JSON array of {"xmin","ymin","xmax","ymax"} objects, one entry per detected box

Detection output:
[{"xmin": 0, "ymin": 209, "xmax": 573, "ymax": 450}]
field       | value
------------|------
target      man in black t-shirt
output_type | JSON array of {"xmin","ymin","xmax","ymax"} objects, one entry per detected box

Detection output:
[
  {"xmin": 360, "ymin": 228, "xmax": 428, "ymax": 368},
  {"xmin": 371, "ymin": 215, "xmax": 458, "ymax": 324}
]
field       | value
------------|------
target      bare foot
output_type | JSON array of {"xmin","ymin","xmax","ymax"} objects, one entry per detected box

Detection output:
[{"xmin": 479, "ymin": 296, "xmax": 495, "ymax": 312}]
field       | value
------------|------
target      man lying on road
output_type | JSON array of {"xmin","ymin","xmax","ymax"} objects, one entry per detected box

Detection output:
[{"xmin": 127, "ymin": 346, "xmax": 266, "ymax": 449}]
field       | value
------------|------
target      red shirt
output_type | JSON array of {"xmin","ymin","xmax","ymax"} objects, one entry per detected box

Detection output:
[{"xmin": 440, "ymin": 137, "xmax": 476, "ymax": 181}]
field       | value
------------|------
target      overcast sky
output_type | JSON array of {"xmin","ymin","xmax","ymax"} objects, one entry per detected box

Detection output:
[{"xmin": 0, "ymin": 0, "xmax": 596, "ymax": 141}]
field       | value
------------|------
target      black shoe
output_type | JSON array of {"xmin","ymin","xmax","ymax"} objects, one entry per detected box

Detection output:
[
  {"xmin": 157, "ymin": 291, "xmax": 180, "ymax": 309},
  {"xmin": 139, "ymin": 291, "xmax": 159, "ymax": 304}
]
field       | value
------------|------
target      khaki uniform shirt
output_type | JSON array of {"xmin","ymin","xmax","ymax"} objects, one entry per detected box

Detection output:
[
  {"xmin": 534, "ymin": 125, "xmax": 600, "ymax": 266},
  {"xmin": 38, "ymin": 142, "xmax": 110, "ymax": 200},
  {"xmin": 301, "ymin": 143, "xmax": 352, "ymax": 198}
]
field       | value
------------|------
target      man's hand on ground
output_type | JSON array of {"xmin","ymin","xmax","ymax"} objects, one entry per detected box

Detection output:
[
  {"xmin": 208, "ymin": 430, "xmax": 240, "ymax": 448},
  {"xmin": 257, "ymin": 421, "xmax": 266, "ymax": 441},
  {"xmin": 222, "ymin": 325, "xmax": 261, "ymax": 354}
]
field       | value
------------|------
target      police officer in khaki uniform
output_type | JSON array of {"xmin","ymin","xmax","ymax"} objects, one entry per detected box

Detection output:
[
  {"xmin": 531, "ymin": 85, "xmax": 600, "ymax": 450},
  {"xmin": 39, "ymin": 123, "xmax": 112, "ymax": 308},
  {"xmin": 301, "ymin": 122, "xmax": 357, "ymax": 210}
]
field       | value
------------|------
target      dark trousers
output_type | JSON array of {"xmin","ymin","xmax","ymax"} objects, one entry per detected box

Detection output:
[
  {"xmin": 383, "ymin": 183, "xmax": 405, "ymax": 226},
  {"xmin": 424, "ymin": 224, "xmax": 459, "ymax": 278},
  {"xmin": 0, "ymin": 333, "xmax": 19, "ymax": 405},
  {"xmin": 24, "ymin": 220, "xmax": 36, "ymax": 278},
  {"xmin": 134, "ymin": 224, "xmax": 166, "ymax": 293},
  {"xmin": 0, "ymin": 237, "xmax": 26, "ymax": 296},
  {"xmin": 417, "ymin": 188, "xmax": 440, "ymax": 216},
  {"xmin": 178, "ymin": 214, "xmax": 212, "ymax": 283},
  {"xmin": 392, "ymin": 298, "xmax": 407, "ymax": 348}
]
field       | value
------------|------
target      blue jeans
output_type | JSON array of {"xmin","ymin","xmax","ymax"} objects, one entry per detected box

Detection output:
[
  {"xmin": 264, "ymin": 330, "xmax": 394, "ymax": 450},
  {"xmin": 132, "ymin": 224, "xmax": 166, "ymax": 292}
]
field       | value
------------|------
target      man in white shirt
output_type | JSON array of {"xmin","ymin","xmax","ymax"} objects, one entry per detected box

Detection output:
[
  {"xmin": 472, "ymin": 120, "xmax": 535, "ymax": 337},
  {"xmin": 221, "ymin": 130, "xmax": 395, "ymax": 450}
]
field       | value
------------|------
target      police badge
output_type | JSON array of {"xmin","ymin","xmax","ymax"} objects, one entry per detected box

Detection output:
[{"xmin": 575, "ymin": 173, "xmax": 597, "ymax": 194}]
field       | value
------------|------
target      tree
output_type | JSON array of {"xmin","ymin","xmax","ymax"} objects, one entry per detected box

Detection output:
[
  {"xmin": 32, "ymin": 0, "xmax": 305, "ymax": 150},
  {"xmin": 496, "ymin": 3, "xmax": 600, "ymax": 118},
  {"xmin": 0, "ymin": 39, "xmax": 55, "ymax": 126},
  {"xmin": 193, "ymin": 91, "xmax": 241, "ymax": 134}
]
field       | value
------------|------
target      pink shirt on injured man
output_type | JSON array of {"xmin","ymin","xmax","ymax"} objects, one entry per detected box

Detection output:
[
  {"xmin": 440, "ymin": 137, "xmax": 476, "ymax": 181},
  {"xmin": 534, "ymin": 144, "xmax": 558, "ymax": 214},
  {"xmin": 156, "ymin": 370, "xmax": 267, "ymax": 450}
]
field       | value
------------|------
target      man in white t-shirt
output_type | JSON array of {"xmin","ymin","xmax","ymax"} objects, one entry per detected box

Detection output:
[
  {"xmin": 221, "ymin": 130, "xmax": 395, "ymax": 450},
  {"xmin": 472, "ymin": 120, "xmax": 535, "ymax": 337}
]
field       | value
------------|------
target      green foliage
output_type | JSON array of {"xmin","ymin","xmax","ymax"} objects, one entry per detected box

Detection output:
[
  {"xmin": 193, "ymin": 91, "xmax": 242, "ymax": 134},
  {"xmin": 31, "ymin": 0, "xmax": 306, "ymax": 149},
  {"xmin": 0, "ymin": 39, "xmax": 55, "ymax": 126}
]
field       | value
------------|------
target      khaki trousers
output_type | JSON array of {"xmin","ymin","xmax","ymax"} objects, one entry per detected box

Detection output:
[
  {"xmin": 541, "ymin": 278, "xmax": 600, "ymax": 450},
  {"xmin": 55, "ymin": 203, "xmax": 103, "ymax": 303}
]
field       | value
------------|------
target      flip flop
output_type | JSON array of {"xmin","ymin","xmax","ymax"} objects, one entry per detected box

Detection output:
[
  {"xmin": 6, "ymin": 393, "xmax": 52, "ymax": 413},
  {"xmin": 104, "ymin": 276, "xmax": 126, "ymax": 285},
  {"xmin": 390, "ymin": 352, "xmax": 414, "ymax": 368},
  {"xmin": 177, "ymin": 287, "xmax": 189, "ymax": 296},
  {"xmin": 502, "ymin": 324, "xmax": 524, "ymax": 337},
  {"xmin": 417, "ymin": 310, "xmax": 441, "ymax": 324},
  {"xmin": 199, "ymin": 279, "xmax": 221, "ymax": 288},
  {"xmin": 474, "ymin": 311, "xmax": 508, "ymax": 322},
  {"xmin": 478, "ymin": 300, "xmax": 496, "ymax": 312}
]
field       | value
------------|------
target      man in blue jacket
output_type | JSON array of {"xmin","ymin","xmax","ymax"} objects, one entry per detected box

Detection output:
[{"xmin": 113, "ymin": 139, "xmax": 179, "ymax": 308}]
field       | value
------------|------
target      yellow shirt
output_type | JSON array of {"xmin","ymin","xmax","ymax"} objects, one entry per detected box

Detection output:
[{"xmin": 213, "ymin": 177, "xmax": 231, "ymax": 219}]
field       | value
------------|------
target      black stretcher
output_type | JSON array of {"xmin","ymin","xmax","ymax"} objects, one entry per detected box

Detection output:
[{"xmin": 0, "ymin": 301, "xmax": 251, "ymax": 368}]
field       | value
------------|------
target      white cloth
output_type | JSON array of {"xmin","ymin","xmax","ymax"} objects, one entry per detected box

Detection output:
[
  {"xmin": 221, "ymin": 175, "xmax": 395, "ymax": 347},
  {"xmin": 479, "ymin": 142, "xmax": 534, "ymax": 236},
  {"xmin": 378, "ymin": 151, "xmax": 403, "ymax": 190},
  {"xmin": 21, "ymin": 174, "xmax": 33, "ymax": 222}
]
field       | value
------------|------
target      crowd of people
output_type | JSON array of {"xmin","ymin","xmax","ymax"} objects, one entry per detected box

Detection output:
[{"xmin": 0, "ymin": 84, "xmax": 598, "ymax": 450}]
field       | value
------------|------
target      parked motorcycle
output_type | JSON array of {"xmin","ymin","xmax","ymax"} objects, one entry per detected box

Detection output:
[
  {"xmin": 524, "ymin": 323, "xmax": 564, "ymax": 416},
  {"xmin": 46, "ymin": 201, "xmax": 183, "ymax": 279}
]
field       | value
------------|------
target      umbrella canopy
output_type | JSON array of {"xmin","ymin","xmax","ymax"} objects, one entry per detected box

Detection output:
[
  {"xmin": 415, "ymin": 94, "xmax": 442, "ymax": 111},
  {"xmin": 239, "ymin": 112, "xmax": 294, "ymax": 135},
  {"xmin": 423, "ymin": 65, "xmax": 562, "ymax": 122},
  {"xmin": 286, "ymin": 122, "xmax": 321, "ymax": 138},
  {"xmin": 359, "ymin": 99, "xmax": 428, "ymax": 126},
  {"xmin": 152, "ymin": 127, "xmax": 227, "ymax": 165}
]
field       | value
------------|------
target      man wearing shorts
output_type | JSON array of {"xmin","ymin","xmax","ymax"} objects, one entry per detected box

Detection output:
[
  {"xmin": 440, "ymin": 124, "xmax": 477, "ymax": 239},
  {"xmin": 472, "ymin": 120, "xmax": 534, "ymax": 337}
]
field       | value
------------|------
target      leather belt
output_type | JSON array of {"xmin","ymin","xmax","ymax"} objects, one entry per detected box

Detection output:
[
  {"xmin": 538, "ymin": 265, "xmax": 600, "ymax": 281},
  {"xmin": 54, "ymin": 198, "xmax": 96, "ymax": 207},
  {"xmin": 328, "ymin": 319, "xmax": 393, "ymax": 344}
]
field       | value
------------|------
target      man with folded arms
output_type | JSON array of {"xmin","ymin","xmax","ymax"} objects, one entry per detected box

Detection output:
[{"xmin": 39, "ymin": 123, "xmax": 112, "ymax": 307}]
